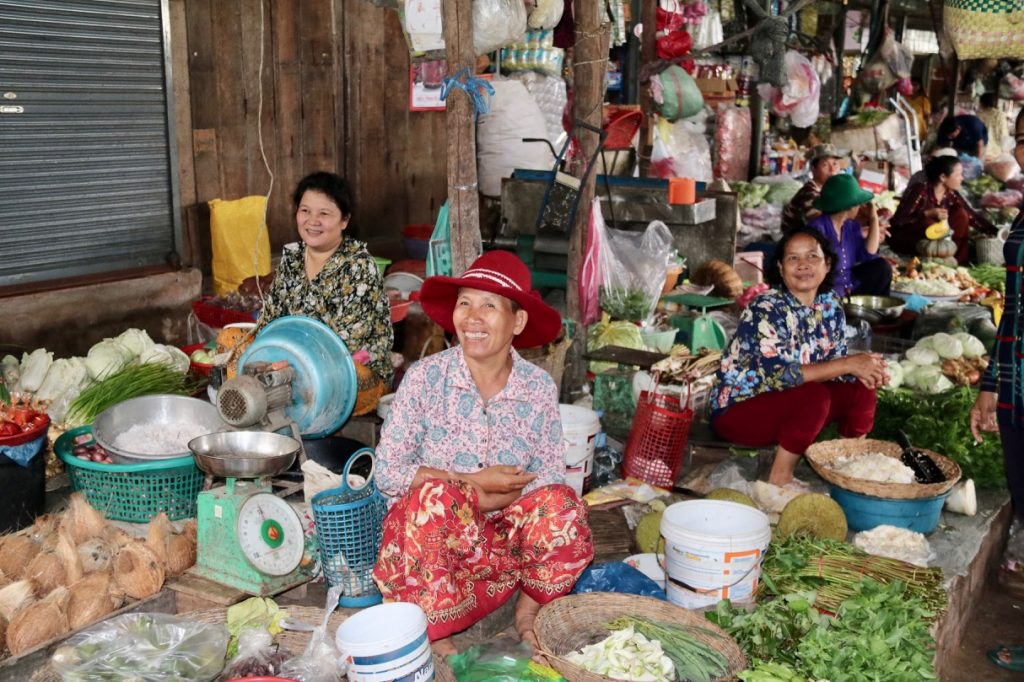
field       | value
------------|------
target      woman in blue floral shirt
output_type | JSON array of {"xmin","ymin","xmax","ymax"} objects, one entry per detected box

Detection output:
[{"xmin": 710, "ymin": 227, "xmax": 889, "ymax": 487}]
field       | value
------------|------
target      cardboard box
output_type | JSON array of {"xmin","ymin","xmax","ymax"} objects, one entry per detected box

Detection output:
[
  {"xmin": 830, "ymin": 114, "xmax": 903, "ymax": 156},
  {"xmin": 857, "ymin": 161, "xmax": 890, "ymax": 193},
  {"xmin": 696, "ymin": 77, "xmax": 738, "ymax": 103}
]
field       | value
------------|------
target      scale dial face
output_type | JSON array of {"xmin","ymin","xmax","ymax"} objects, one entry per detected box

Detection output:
[{"xmin": 236, "ymin": 493, "xmax": 304, "ymax": 576}]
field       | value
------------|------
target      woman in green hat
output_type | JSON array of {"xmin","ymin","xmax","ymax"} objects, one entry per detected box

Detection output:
[{"xmin": 805, "ymin": 173, "xmax": 892, "ymax": 297}]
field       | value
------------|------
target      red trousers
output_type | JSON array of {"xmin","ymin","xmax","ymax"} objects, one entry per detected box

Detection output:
[
  {"xmin": 711, "ymin": 381, "xmax": 877, "ymax": 454},
  {"xmin": 372, "ymin": 480, "xmax": 593, "ymax": 640}
]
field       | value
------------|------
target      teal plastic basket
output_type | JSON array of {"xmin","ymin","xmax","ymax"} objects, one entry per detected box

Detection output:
[
  {"xmin": 311, "ymin": 449, "xmax": 387, "ymax": 608},
  {"xmin": 55, "ymin": 426, "xmax": 204, "ymax": 523}
]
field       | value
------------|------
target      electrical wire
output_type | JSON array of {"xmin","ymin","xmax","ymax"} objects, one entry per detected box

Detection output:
[{"xmin": 252, "ymin": 0, "xmax": 275, "ymax": 310}]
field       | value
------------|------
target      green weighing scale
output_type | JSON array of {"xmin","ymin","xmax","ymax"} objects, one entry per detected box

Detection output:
[
  {"xmin": 188, "ymin": 431, "xmax": 309, "ymax": 595},
  {"xmin": 662, "ymin": 293, "xmax": 732, "ymax": 352}
]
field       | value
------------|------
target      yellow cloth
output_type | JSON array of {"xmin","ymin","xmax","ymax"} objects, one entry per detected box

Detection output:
[
  {"xmin": 906, "ymin": 94, "xmax": 931, "ymax": 141},
  {"xmin": 209, "ymin": 196, "xmax": 271, "ymax": 296},
  {"xmin": 977, "ymin": 107, "xmax": 1009, "ymax": 160}
]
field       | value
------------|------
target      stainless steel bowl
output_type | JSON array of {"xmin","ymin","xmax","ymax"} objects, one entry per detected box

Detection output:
[
  {"xmin": 188, "ymin": 430, "xmax": 301, "ymax": 478},
  {"xmin": 93, "ymin": 395, "xmax": 227, "ymax": 464},
  {"xmin": 843, "ymin": 295, "xmax": 906, "ymax": 325}
]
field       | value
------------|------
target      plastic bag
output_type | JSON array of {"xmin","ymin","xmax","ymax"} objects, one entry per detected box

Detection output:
[
  {"xmin": 278, "ymin": 626, "xmax": 344, "ymax": 682},
  {"xmin": 528, "ymin": 0, "xmax": 564, "ymax": 30},
  {"xmin": 209, "ymin": 195, "xmax": 272, "ymax": 296},
  {"xmin": 597, "ymin": 220, "xmax": 674, "ymax": 322},
  {"xmin": 981, "ymin": 189, "xmax": 1024, "ymax": 208},
  {"xmin": 652, "ymin": 65, "xmax": 704, "ymax": 121},
  {"xmin": 571, "ymin": 562, "xmax": 668, "ymax": 600},
  {"xmin": 756, "ymin": 51, "xmax": 820, "ymax": 128},
  {"xmin": 958, "ymin": 153, "xmax": 983, "ymax": 181},
  {"xmin": 449, "ymin": 636, "xmax": 567, "ymax": 682},
  {"xmin": 50, "ymin": 613, "xmax": 229, "ymax": 682},
  {"xmin": 714, "ymin": 105, "xmax": 751, "ymax": 181},
  {"xmin": 662, "ymin": 117, "xmax": 713, "ymax": 182},
  {"xmin": 220, "ymin": 629, "xmax": 292, "ymax": 679},
  {"xmin": 474, "ymin": 0, "xmax": 527, "ymax": 55},
  {"xmin": 878, "ymin": 30, "xmax": 913, "ymax": 80},
  {"xmin": 985, "ymin": 154, "xmax": 1021, "ymax": 183},
  {"xmin": 579, "ymin": 198, "xmax": 604, "ymax": 327}
]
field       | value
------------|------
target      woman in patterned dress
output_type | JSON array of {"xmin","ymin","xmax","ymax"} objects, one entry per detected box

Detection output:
[
  {"xmin": 256, "ymin": 172, "xmax": 394, "ymax": 385},
  {"xmin": 710, "ymin": 227, "xmax": 889, "ymax": 487},
  {"xmin": 372, "ymin": 250, "xmax": 593, "ymax": 657}
]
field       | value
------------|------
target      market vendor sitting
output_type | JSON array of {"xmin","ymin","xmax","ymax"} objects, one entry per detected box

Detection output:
[
  {"xmin": 372, "ymin": 250, "xmax": 593, "ymax": 657},
  {"xmin": 889, "ymin": 155, "xmax": 997, "ymax": 265},
  {"xmin": 255, "ymin": 171, "xmax": 394, "ymax": 390},
  {"xmin": 936, "ymin": 114, "xmax": 988, "ymax": 159},
  {"xmin": 781, "ymin": 143, "xmax": 844, "ymax": 232},
  {"xmin": 709, "ymin": 227, "xmax": 888, "ymax": 488},
  {"xmin": 806, "ymin": 173, "xmax": 892, "ymax": 297}
]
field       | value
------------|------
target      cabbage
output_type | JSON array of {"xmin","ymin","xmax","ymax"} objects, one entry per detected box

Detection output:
[
  {"xmin": 34, "ymin": 357, "xmax": 89, "ymax": 403},
  {"xmin": 85, "ymin": 340, "xmax": 130, "ymax": 381},
  {"xmin": 930, "ymin": 332, "xmax": 963, "ymax": 360},
  {"xmin": 116, "ymin": 328, "xmax": 155, "ymax": 359},
  {"xmin": 952, "ymin": 332, "xmax": 986, "ymax": 359},
  {"xmin": 165, "ymin": 346, "xmax": 190, "ymax": 374},
  {"xmin": 139, "ymin": 344, "xmax": 189, "ymax": 374},
  {"xmin": 19, "ymin": 348, "xmax": 53, "ymax": 393},
  {"xmin": 924, "ymin": 374, "xmax": 954, "ymax": 395},
  {"xmin": 905, "ymin": 347, "xmax": 939, "ymax": 366},
  {"xmin": 884, "ymin": 360, "xmax": 903, "ymax": 390},
  {"xmin": 587, "ymin": 313, "xmax": 646, "ymax": 374},
  {"xmin": 2, "ymin": 355, "xmax": 19, "ymax": 391},
  {"xmin": 913, "ymin": 335, "xmax": 937, "ymax": 351}
]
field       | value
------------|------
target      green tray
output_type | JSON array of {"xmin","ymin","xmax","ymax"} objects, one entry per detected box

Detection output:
[
  {"xmin": 56, "ymin": 426, "xmax": 203, "ymax": 522},
  {"xmin": 660, "ymin": 293, "xmax": 733, "ymax": 310}
]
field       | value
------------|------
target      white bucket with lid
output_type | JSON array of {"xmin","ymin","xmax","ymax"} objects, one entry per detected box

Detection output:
[
  {"xmin": 660, "ymin": 500, "xmax": 771, "ymax": 610},
  {"xmin": 335, "ymin": 602, "xmax": 434, "ymax": 682},
  {"xmin": 559, "ymin": 404, "xmax": 601, "ymax": 497}
]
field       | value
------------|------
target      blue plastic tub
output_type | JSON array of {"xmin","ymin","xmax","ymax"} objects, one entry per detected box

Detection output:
[{"xmin": 830, "ymin": 485, "xmax": 950, "ymax": 534}]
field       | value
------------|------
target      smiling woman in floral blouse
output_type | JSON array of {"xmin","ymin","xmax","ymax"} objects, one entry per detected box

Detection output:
[
  {"xmin": 256, "ymin": 172, "xmax": 394, "ymax": 385},
  {"xmin": 709, "ymin": 227, "xmax": 889, "ymax": 487}
]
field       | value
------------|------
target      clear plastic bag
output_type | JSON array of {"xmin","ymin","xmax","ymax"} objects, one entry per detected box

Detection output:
[
  {"xmin": 219, "ymin": 628, "xmax": 292, "ymax": 680},
  {"xmin": 51, "ymin": 613, "xmax": 229, "ymax": 682},
  {"xmin": 449, "ymin": 636, "xmax": 567, "ymax": 681},
  {"xmin": 474, "ymin": 0, "xmax": 527, "ymax": 55},
  {"xmin": 597, "ymin": 220, "xmax": 674, "ymax": 323}
]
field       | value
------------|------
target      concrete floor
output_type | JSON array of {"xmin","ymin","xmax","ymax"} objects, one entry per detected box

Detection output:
[{"xmin": 944, "ymin": 577, "xmax": 1024, "ymax": 680}]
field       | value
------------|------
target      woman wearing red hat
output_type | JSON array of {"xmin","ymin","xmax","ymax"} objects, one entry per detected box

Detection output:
[{"xmin": 372, "ymin": 250, "xmax": 593, "ymax": 657}]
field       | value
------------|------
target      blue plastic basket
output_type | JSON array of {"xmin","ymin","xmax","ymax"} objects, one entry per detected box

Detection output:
[
  {"xmin": 830, "ymin": 485, "xmax": 950, "ymax": 534},
  {"xmin": 311, "ymin": 449, "xmax": 388, "ymax": 608}
]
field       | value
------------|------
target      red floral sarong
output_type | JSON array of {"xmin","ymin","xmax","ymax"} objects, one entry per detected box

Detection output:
[{"xmin": 372, "ymin": 480, "xmax": 593, "ymax": 640}]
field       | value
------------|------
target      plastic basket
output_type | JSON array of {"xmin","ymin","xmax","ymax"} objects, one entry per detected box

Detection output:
[
  {"xmin": 191, "ymin": 297, "xmax": 259, "ymax": 329},
  {"xmin": 604, "ymin": 110, "xmax": 643, "ymax": 150},
  {"xmin": 311, "ymin": 449, "xmax": 388, "ymax": 608},
  {"xmin": 869, "ymin": 333, "xmax": 914, "ymax": 356},
  {"xmin": 55, "ymin": 426, "xmax": 204, "ymax": 522},
  {"xmin": 623, "ymin": 389, "xmax": 694, "ymax": 487}
]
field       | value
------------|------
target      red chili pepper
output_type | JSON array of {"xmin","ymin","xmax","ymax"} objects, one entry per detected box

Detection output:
[
  {"xmin": 0, "ymin": 422, "xmax": 21, "ymax": 437},
  {"xmin": 29, "ymin": 413, "xmax": 48, "ymax": 428}
]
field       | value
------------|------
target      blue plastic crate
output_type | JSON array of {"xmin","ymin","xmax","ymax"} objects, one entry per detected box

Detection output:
[{"xmin": 830, "ymin": 485, "xmax": 950, "ymax": 534}]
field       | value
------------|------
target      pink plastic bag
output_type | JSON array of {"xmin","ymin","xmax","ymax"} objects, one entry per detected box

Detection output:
[
  {"xmin": 579, "ymin": 197, "xmax": 603, "ymax": 327},
  {"xmin": 714, "ymin": 105, "xmax": 751, "ymax": 181}
]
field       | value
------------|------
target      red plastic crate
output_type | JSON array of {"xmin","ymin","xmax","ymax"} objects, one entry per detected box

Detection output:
[{"xmin": 191, "ymin": 297, "xmax": 259, "ymax": 328}]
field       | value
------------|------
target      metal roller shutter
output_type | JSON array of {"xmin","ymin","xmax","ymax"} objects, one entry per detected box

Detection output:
[{"xmin": 0, "ymin": 0, "xmax": 180, "ymax": 287}]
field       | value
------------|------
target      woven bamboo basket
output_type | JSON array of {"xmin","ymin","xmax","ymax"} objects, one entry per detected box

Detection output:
[
  {"xmin": 29, "ymin": 605, "xmax": 455, "ymax": 682},
  {"xmin": 805, "ymin": 438, "xmax": 961, "ymax": 500},
  {"xmin": 534, "ymin": 593, "xmax": 747, "ymax": 682}
]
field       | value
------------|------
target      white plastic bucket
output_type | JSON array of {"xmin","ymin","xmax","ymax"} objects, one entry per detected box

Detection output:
[
  {"xmin": 559, "ymin": 404, "xmax": 601, "ymax": 497},
  {"xmin": 335, "ymin": 602, "xmax": 434, "ymax": 682},
  {"xmin": 661, "ymin": 500, "xmax": 771, "ymax": 610}
]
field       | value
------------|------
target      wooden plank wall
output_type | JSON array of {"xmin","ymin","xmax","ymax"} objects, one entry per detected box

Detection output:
[{"xmin": 170, "ymin": 0, "xmax": 448, "ymax": 272}]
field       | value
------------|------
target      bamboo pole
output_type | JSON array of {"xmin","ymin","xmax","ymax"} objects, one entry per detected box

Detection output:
[{"xmin": 442, "ymin": 0, "xmax": 481, "ymax": 274}]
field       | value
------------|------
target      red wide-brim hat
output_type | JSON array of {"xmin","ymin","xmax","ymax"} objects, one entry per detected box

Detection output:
[{"xmin": 418, "ymin": 250, "xmax": 563, "ymax": 348}]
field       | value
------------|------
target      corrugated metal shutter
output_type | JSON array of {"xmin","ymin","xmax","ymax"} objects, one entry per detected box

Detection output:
[{"xmin": 0, "ymin": 0, "xmax": 180, "ymax": 287}]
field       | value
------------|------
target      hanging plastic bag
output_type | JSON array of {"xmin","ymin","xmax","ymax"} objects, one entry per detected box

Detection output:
[
  {"xmin": 528, "ymin": 0, "xmax": 564, "ymax": 30},
  {"xmin": 692, "ymin": 8, "xmax": 723, "ymax": 50},
  {"xmin": 756, "ymin": 50, "xmax": 820, "ymax": 128},
  {"xmin": 579, "ymin": 197, "xmax": 604, "ymax": 327},
  {"xmin": 597, "ymin": 219, "xmax": 674, "ymax": 323},
  {"xmin": 878, "ymin": 30, "xmax": 914, "ymax": 80},
  {"xmin": 652, "ymin": 65, "xmax": 704, "ymax": 121},
  {"xmin": 474, "ymin": 0, "xmax": 527, "ymax": 55},
  {"xmin": 664, "ymin": 117, "xmax": 714, "ymax": 182}
]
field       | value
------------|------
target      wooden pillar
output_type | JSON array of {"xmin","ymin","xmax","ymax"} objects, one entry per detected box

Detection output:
[
  {"xmin": 834, "ymin": 1, "xmax": 848, "ymax": 116},
  {"xmin": 564, "ymin": 0, "xmax": 609, "ymax": 399},
  {"xmin": 443, "ymin": 0, "xmax": 481, "ymax": 274},
  {"xmin": 637, "ymin": 0, "xmax": 657, "ymax": 177}
]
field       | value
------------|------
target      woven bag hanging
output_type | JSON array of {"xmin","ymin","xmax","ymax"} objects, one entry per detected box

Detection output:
[{"xmin": 944, "ymin": 0, "xmax": 1024, "ymax": 59}]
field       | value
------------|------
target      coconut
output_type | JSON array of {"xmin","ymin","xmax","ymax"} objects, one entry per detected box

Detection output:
[
  {"xmin": 64, "ymin": 493, "xmax": 108, "ymax": 545},
  {"xmin": 100, "ymin": 525, "xmax": 134, "ymax": 551},
  {"xmin": 182, "ymin": 519, "xmax": 197, "ymax": 543},
  {"xmin": 165, "ymin": 530, "xmax": 197, "ymax": 578},
  {"xmin": 113, "ymin": 541, "xmax": 165, "ymax": 600},
  {"xmin": 705, "ymin": 488, "xmax": 758, "ymax": 507},
  {"xmin": 0, "ymin": 534, "xmax": 40, "ymax": 579},
  {"xmin": 0, "ymin": 580, "xmax": 35, "ymax": 622},
  {"xmin": 54, "ymin": 529, "xmax": 83, "ymax": 586},
  {"xmin": 777, "ymin": 493, "xmax": 849, "ymax": 542},
  {"xmin": 146, "ymin": 512, "xmax": 173, "ymax": 570},
  {"xmin": 26, "ymin": 513, "xmax": 61, "ymax": 546},
  {"xmin": 0, "ymin": 569, "xmax": 9, "ymax": 589},
  {"xmin": 67, "ymin": 572, "xmax": 119, "ymax": 631},
  {"xmin": 0, "ymin": 615, "xmax": 6, "ymax": 654},
  {"xmin": 77, "ymin": 537, "xmax": 115, "ymax": 573},
  {"xmin": 24, "ymin": 549, "xmax": 65, "ymax": 596},
  {"xmin": 6, "ymin": 586, "xmax": 69, "ymax": 656}
]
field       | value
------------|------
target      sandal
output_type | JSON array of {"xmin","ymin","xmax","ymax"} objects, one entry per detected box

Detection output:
[{"xmin": 989, "ymin": 645, "xmax": 1024, "ymax": 672}]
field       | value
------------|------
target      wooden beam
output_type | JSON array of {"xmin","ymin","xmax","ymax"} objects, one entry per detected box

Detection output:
[
  {"xmin": 564, "ymin": 0, "xmax": 610, "ymax": 399},
  {"xmin": 637, "ymin": 0, "xmax": 657, "ymax": 176},
  {"xmin": 442, "ymin": 0, "xmax": 481, "ymax": 274}
]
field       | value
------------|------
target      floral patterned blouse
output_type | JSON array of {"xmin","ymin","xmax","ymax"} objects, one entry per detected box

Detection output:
[
  {"xmin": 257, "ymin": 239, "xmax": 394, "ymax": 384},
  {"xmin": 374, "ymin": 346, "xmax": 566, "ymax": 501},
  {"xmin": 710, "ymin": 288, "xmax": 851, "ymax": 415}
]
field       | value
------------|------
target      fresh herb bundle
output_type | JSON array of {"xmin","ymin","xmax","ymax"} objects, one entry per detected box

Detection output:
[
  {"xmin": 599, "ymin": 286, "xmax": 655, "ymax": 323},
  {"xmin": 66, "ymin": 363, "xmax": 197, "ymax": 427},
  {"xmin": 706, "ymin": 592, "xmax": 827, "ymax": 670},
  {"xmin": 606, "ymin": 616, "xmax": 729, "ymax": 682}
]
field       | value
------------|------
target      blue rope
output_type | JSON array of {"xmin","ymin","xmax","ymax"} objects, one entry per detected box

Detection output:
[{"xmin": 440, "ymin": 68, "xmax": 495, "ymax": 115}]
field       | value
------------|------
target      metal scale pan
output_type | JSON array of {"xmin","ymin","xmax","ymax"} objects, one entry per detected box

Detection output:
[{"xmin": 188, "ymin": 431, "xmax": 301, "ymax": 480}]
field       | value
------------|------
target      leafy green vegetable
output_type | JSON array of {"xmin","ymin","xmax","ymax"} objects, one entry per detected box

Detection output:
[
  {"xmin": 706, "ymin": 592, "xmax": 828, "ymax": 669},
  {"xmin": 599, "ymin": 286, "xmax": 656, "ymax": 322},
  {"xmin": 65, "ymin": 362, "xmax": 197, "ymax": 428},
  {"xmin": 871, "ymin": 387, "xmax": 1006, "ymax": 487},
  {"xmin": 967, "ymin": 264, "xmax": 1007, "ymax": 293},
  {"xmin": 606, "ymin": 616, "xmax": 729, "ymax": 682},
  {"xmin": 738, "ymin": 661, "xmax": 807, "ymax": 681}
]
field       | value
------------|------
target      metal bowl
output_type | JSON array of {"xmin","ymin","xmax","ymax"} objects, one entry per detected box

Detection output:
[
  {"xmin": 93, "ymin": 395, "xmax": 227, "ymax": 464},
  {"xmin": 843, "ymin": 295, "xmax": 906, "ymax": 325},
  {"xmin": 188, "ymin": 430, "xmax": 301, "ymax": 478}
]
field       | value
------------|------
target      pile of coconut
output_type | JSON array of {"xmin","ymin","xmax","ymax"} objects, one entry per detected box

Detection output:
[{"xmin": 0, "ymin": 493, "xmax": 197, "ymax": 658}]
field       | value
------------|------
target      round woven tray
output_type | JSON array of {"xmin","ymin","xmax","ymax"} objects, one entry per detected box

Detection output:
[
  {"xmin": 534, "ymin": 593, "xmax": 746, "ymax": 682},
  {"xmin": 29, "ymin": 605, "xmax": 455, "ymax": 682},
  {"xmin": 805, "ymin": 438, "xmax": 961, "ymax": 500}
]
